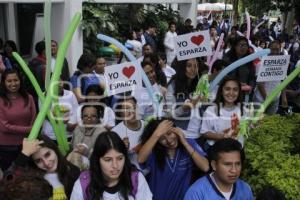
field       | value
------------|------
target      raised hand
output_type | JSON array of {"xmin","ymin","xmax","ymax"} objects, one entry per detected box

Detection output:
[
  {"xmin": 172, "ymin": 127, "xmax": 187, "ymax": 145},
  {"xmin": 153, "ymin": 120, "xmax": 174, "ymax": 138},
  {"xmin": 22, "ymin": 138, "xmax": 44, "ymax": 156}
]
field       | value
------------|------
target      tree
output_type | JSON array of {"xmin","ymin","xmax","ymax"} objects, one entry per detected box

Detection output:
[{"xmin": 82, "ymin": 3, "xmax": 183, "ymax": 54}]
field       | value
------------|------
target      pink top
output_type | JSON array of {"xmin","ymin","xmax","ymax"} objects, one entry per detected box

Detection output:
[{"xmin": 0, "ymin": 94, "xmax": 36, "ymax": 145}]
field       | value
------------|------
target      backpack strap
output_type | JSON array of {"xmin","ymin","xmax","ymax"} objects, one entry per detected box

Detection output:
[
  {"xmin": 130, "ymin": 170, "xmax": 139, "ymax": 198},
  {"xmin": 79, "ymin": 170, "xmax": 90, "ymax": 200}
]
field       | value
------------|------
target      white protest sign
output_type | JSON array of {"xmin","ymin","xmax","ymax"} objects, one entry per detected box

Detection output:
[
  {"xmin": 104, "ymin": 60, "xmax": 142, "ymax": 96},
  {"xmin": 257, "ymin": 55, "xmax": 290, "ymax": 82},
  {"xmin": 174, "ymin": 30, "xmax": 212, "ymax": 61}
]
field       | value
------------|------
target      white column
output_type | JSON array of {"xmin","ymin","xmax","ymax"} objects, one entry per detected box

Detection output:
[
  {"xmin": 5, "ymin": 3, "xmax": 18, "ymax": 45},
  {"xmin": 170, "ymin": 3, "xmax": 178, "ymax": 11},
  {"xmin": 62, "ymin": 0, "xmax": 83, "ymax": 75},
  {"xmin": 179, "ymin": 1, "xmax": 197, "ymax": 27}
]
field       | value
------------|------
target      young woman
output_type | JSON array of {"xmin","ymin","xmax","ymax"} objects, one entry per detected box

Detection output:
[
  {"xmin": 167, "ymin": 58, "xmax": 208, "ymax": 130},
  {"xmin": 2, "ymin": 40, "xmax": 19, "ymax": 69},
  {"xmin": 70, "ymin": 131, "xmax": 152, "ymax": 200},
  {"xmin": 223, "ymin": 36, "xmax": 256, "ymax": 99},
  {"xmin": 13, "ymin": 135, "xmax": 80, "ymax": 199},
  {"xmin": 72, "ymin": 105, "xmax": 106, "ymax": 158},
  {"xmin": 131, "ymin": 60, "xmax": 168, "ymax": 120},
  {"xmin": 113, "ymin": 96, "xmax": 144, "ymax": 168},
  {"xmin": 200, "ymin": 76, "xmax": 245, "ymax": 149},
  {"xmin": 138, "ymin": 118, "xmax": 209, "ymax": 200},
  {"xmin": 0, "ymin": 69, "xmax": 36, "ymax": 171}
]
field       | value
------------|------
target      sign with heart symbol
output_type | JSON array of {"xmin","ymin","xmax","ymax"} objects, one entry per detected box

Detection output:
[
  {"xmin": 122, "ymin": 66, "xmax": 135, "ymax": 79},
  {"xmin": 174, "ymin": 30, "xmax": 212, "ymax": 61},
  {"xmin": 104, "ymin": 60, "xmax": 142, "ymax": 96}
]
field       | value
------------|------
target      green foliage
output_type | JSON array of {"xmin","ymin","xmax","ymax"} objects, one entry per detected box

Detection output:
[
  {"xmin": 142, "ymin": 4, "xmax": 183, "ymax": 51},
  {"xmin": 243, "ymin": 0, "xmax": 276, "ymax": 17},
  {"xmin": 82, "ymin": 3, "xmax": 183, "ymax": 55},
  {"xmin": 243, "ymin": 114, "xmax": 300, "ymax": 199}
]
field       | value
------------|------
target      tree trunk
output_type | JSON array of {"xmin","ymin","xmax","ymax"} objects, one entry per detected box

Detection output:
[
  {"xmin": 285, "ymin": 8, "xmax": 295, "ymax": 33},
  {"xmin": 233, "ymin": 0, "xmax": 239, "ymax": 25}
]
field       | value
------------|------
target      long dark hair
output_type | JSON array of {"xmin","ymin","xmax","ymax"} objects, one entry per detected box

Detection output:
[
  {"xmin": 30, "ymin": 135, "xmax": 80, "ymax": 198},
  {"xmin": 0, "ymin": 68, "xmax": 29, "ymax": 107},
  {"xmin": 169, "ymin": 58, "xmax": 208, "ymax": 98},
  {"xmin": 143, "ymin": 53, "xmax": 167, "ymax": 87},
  {"xmin": 140, "ymin": 118, "xmax": 180, "ymax": 169},
  {"xmin": 213, "ymin": 76, "xmax": 243, "ymax": 116},
  {"xmin": 88, "ymin": 132, "xmax": 134, "ymax": 200}
]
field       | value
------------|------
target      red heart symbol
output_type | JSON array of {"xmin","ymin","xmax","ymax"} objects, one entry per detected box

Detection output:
[
  {"xmin": 122, "ymin": 66, "xmax": 135, "ymax": 79},
  {"xmin": 191, "ymin": 35, "xmax": 204, "ymax": 46}
]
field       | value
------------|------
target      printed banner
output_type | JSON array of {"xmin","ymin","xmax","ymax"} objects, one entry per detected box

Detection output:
[
  {"xmin": 174, "ymin": 30, "xmax": 212, "ymax": 61},
  {"xmin": 257, "ymin": 55, "xmax": 290, "ymax": 82},
  {"xmin": 104, "ymin": 60, "xmax": 142, "ymax": 96}
]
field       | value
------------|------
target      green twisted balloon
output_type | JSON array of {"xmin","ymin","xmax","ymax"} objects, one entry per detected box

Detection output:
[{"xmin": 27, "ymin": 12, "xmax": 81, "ymax": 148}]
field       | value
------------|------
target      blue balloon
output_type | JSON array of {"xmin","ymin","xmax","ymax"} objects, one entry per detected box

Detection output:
[
  {"xmin": 125, "ymin": 42, "xmax": 134, "ymax": 50},
  {"xmin": 96, "ymin": 34, "xmax": 161, "ymax": 116},
  {"xmin": 209, "ymin": 49, "xmax": 270, "ymax": 92}
]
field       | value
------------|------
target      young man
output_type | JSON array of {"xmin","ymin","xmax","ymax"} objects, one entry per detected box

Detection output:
[
  {"xmin": 184, "ymin": 138, "xmax": 253, "ymax": 200},
  {"xmin": 143, "ymin": 23, "xmax": 157, "ymax": 52},
  {"xmin": 164, "ymin": 22, "xmax": 177, "ymax": 65},
  {"xmin": 51, "ymin": 40, "xmax": 70, "ymax": 82}
]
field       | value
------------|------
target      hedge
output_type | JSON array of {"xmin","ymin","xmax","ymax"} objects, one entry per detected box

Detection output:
[{"xmin": 243, "ymin": 114, "xmax": 300, "ymax": 199}]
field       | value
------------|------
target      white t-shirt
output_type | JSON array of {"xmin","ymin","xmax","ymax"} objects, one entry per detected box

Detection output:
[
  {"xmin": 126, "ymin": 39, "xmax": 143, "ymax": 58},
  {"xmin": 112, "ymin": 121, "xmax": 144, "ymax": 168},
  {"xmin": 200, "ymin": 105, "xmax": 244, "ymax": 146},
  {"xmin": 254, "ymin": 81, "xmax": 281, "ymax": 103},
  {"xmin": 132, "ymin": 83, "xmax": 165, "ymax": 119},
  {"xmin": 102, "ymin": 106, "xmax": 116, "ymax": 127},
  {"xmin": 70, "ymin": 172, "xmax": 152, "ymax": 200},
  {"xmin": 42, "ymin": 89, "xmax": 79, "ymax": 139},
  {"xmin": 162, "ymin": 65, "xmax": 176, "ymax": 83},
  {"xmin": 44, "ymin": 173, "xmax": 64, "ymax": 189},
  {"xmin": 112, "ymin": 121, "xmax": 144, "ymax": 151}
]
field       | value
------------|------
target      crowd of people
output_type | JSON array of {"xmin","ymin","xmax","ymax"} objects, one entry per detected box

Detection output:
[{"xmin": 0, "ymin": 12, "xmax": 298, "ymax": 199}]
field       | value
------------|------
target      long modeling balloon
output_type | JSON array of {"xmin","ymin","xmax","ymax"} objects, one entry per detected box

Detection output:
[
  {"xmin": 209, "ymin": 49, "xmax": 270, "ymax": 91},
  {"xmin": 208, "ymin": 33, "xmax": 224, "ymax": 73},
  {"xmin": 44, "ymin": 0, "xmax": 52, "ymax": 91},
  {"xmin": 97, "ymin": 34, "xmax": 161, "ymax": 116},
  {"xmin": 28, "ymin": 12, "xmax": 81, "ymax": 148},
  {"xmin": 253, "ymin": 63, "xmax": 300, "ymax": 123},
  {"xmin": 12, "ymin": 52, "xmax": 68, "ymax": 154},
  {"xmin": 253, "ymin": 20, "xmax": 265, "ymax": 35},
  {"xmin": 43, "ymin": 0, "xmax": 68, "ymax": 152},
  {"xmin": 245, "ymin": 10, "xmax": 251, "ymax": 40}
]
